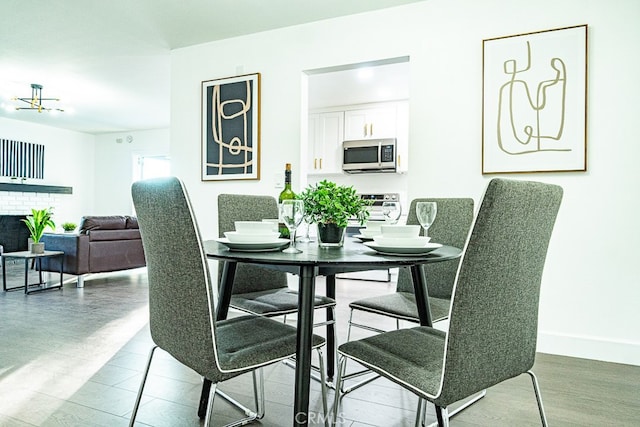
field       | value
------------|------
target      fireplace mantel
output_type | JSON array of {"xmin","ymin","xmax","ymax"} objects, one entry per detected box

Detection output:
[{"xmin": 0, "ymin": 183, "xmax": 73, "ymax": 194}]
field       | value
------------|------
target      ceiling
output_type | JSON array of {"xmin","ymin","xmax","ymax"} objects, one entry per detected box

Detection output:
[{"xmin": 0, "ymin": 0, "xmax": 423, "ymax": 135}]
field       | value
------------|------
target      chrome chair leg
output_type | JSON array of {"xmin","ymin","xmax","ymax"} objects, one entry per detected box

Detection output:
[
  {"xmin": 435, "ymin": 405, "xmax": 449, "ymax": 427},
  {"xmin": 252, "ymin": 369, "xmax": 264, "ymax": 419},
  {"xmin": 204, "ymin": 382, "xmax": 218, "ymax": 427},
  {"xmin": 527, "ymin": 370, "xmax": 549, "ymax": 427},
  {"xmin": 333, "ymin": 355, "xmax": 348, "ymax": 424},
  {"xmin": 212, "ymin": 369, "xmax": 264, "ymax": 426},
  {"xmin": 346, "ymin": 309, "xmax": 354, "ymax": 341},
  {"xmin": 128, "ymin": 345, "xmax": 158, "ymax": 427},
  {"xmin": 316, "ymin": 348, "xmax": 329, "ymax": 427},
  {"xmin": 414, "ymin": 398, "xmax": 425, "ymax": 427},
  {"xmin": 448, "ymin": 389, "xmax": 486, "ymax": 418}
]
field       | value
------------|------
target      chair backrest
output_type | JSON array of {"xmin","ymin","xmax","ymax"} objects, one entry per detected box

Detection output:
[
  {"xmin": 396, "ymin": 198, "xmax": 474, "ymax": 298},
  {"xmin": 436, "ymin": 178, "xmax": 563, "ymax": 406},
  {"xmin": 132, "ymin": 177, "xmax": 220, "ymax": 378},
  {"xmin": 217, "ymin": 194, "xmax": 287, "ymax": 294}
]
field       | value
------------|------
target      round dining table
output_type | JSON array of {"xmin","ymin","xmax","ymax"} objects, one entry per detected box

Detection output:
[{"xmin": 203, "ymin": 236, "xmax": 462, "ymax": 426}]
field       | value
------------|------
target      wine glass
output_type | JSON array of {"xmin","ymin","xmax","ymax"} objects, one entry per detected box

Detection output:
[
  {"xmin": 416, "ymin": 201, "xmax": 437, "ymax": 237},
  {"xmin": 280, "ymin": 200, "xmax": 304, "ymax": 253},
  {"xmin": 382, "ymin": 201, "xmax": 402, "ymax": 224},
  {"xmin": 296, "ymin": 214, "xmax": 314, "ymax": 243}
]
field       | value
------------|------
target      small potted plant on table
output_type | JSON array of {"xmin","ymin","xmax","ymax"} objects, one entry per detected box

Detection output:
[
  {"xmin": 62, "ymin": 222, "xmax": 77, "ymax": 233},
  {"xmin": 21, "ymin": 208, "xmax": 55, "ymax": 254},
  {"xmin": 298, "ymin": 180, "xmax": 371, "ymax": 248}
]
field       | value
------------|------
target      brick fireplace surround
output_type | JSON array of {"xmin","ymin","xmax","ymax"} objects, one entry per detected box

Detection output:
[{"xmin": 0, "ymin": 184, "xmax": 71, "ymax": 253}]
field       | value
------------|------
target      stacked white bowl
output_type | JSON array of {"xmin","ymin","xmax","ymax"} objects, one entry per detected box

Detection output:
[
  {"xmin": 359, "ymin": 221, "xmax": 383, "ymax": 238},
  {"xmin": 224, "ymin": 221, "xmax": 280, "ymax": 243},
  {"xmin": 373, "ymin": 225, "xmax": 431, "ymax": 247}
]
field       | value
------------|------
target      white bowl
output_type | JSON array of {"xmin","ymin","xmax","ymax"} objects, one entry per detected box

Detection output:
[
  {"xmin": 261, "ymin": 219, "xmax": 280, "ymax": 232},
  {"xmin": 234, "ymin": 221, "xmax": 275, "ymax": 234},
  {"xmin": 224, "ymin": 231, "xmax": 281, "ymax": 243},
  {"xmin": 373, "ymin": 235, "xmax": 431, "ymax": 247},
  {"xmin": 364, "ymin": 220, "xmax": 382, "ymax": 232},
  {"xmin": 359, "ymin": 228, "xmax": 381, "ymax": 238},
  {"xmin": 380, "ymin": 225, "xmax": 420, "ymax": 238}
]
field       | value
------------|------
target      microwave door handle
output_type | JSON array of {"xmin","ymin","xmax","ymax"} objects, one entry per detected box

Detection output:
[{"xmin": 378, "ymin": 141, "xmax": 382, "ymax": 166}]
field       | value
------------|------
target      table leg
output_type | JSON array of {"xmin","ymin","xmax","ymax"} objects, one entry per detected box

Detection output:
[
  {"xmin": 294, "ymin": 265, "xmax": 316, "ymax": 426},
  {"xmin": 198, "ymin": 261, "xmax": 237, "ymax": 419},
  {"xmin": 23, "ymin": 258, "xmax": 29, "ymax": 294},
  {"xmin": 410, "ymin": 264, "xmax": 433, "ymax": 327},
  {"xmin": 38, "ymin": 258, "xmax": 43, "ymax": 285},
  {"xmin": 2, "ymin": 256, "xmax": 6, "ymax": 291},
  {"xmin": 325, "ymin": 274, "xmax": 336, "ymax": 380}
]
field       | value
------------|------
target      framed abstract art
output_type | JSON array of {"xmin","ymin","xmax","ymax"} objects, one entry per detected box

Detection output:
[
  {"xmin": 482, "ymin": 25, "xmax": 587, "ymax": 174},
  {"xmin": 201, "ymin": 73, "xmax": 260, "ymax": 181}
]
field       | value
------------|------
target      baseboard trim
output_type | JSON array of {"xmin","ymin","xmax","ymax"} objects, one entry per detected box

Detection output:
[{"xmin": 538, "ymin": 331, "xmax": 640, "ymax": 366}]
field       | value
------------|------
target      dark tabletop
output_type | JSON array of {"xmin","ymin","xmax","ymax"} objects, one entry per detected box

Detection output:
[{"xmin": 203, "ymin": 237, "xmax": 462, "ymax": 275}]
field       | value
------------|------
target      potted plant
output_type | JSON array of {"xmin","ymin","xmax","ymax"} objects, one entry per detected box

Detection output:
[
  {"xmin": 21, "ymin": 207, "xmax": 55, "ymax": 254},
  {"xmin": 62, "ymin": 222, "xmax": 77, "ymax": 233},
  {"xmin": 298, "ymin": 180, "xmax": 371, "ymax": 247}
]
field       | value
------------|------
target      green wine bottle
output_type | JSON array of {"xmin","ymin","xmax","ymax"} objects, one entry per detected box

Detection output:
[{"xmin": 278, "ymin": 163, "xmax": 295, "ymax": 238}]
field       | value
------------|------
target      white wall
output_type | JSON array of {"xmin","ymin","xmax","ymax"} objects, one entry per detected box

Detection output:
[
  {"xmin": 93, "ymin": 128, "xmax": 170, "ymax": 214},
  {"xmin": 0, "ymin": 119, "xmax": 170, "ymax": 225},
  {"xmin": 0, "ymin": 117, "xmax": 95, "ymax": 227},
  {"xmin": 170, "ymin": 0, "xmax": 639, "ymax": 365}
]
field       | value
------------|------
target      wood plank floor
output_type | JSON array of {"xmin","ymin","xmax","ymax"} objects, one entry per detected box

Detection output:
[{"xmin": 0, "ymin": 261, "xmax": 638, "ymax": 426}]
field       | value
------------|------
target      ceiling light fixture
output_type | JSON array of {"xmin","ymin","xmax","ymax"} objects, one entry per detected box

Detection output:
[{"xmin": 12, "ymin": 83, "xmax": 64, "ymax": 113}]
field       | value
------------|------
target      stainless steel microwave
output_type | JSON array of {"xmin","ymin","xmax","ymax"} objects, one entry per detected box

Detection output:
[{"xmin": 342, "ymin": 138, "xmax": 396, "ymax": 174}]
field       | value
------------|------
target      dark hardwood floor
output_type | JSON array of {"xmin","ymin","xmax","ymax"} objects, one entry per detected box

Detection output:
[{"xmin": 0, "ymin": 260, "xmax": 638, "ymax": 426}]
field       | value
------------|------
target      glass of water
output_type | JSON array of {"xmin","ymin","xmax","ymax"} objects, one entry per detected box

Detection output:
[
  {"xmin": 382, "ymin": 201, "xmax": 402, "ymax": 224},
  {"xmin": 280, "ymin": 199, "xmax": 304, "ymax": 253},
  {"xmin": 416, "ymin": 201, "xmax": 437, "ymax": 237}
]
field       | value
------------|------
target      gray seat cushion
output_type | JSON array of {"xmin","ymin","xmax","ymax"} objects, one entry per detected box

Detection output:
[
  {"xmin": 349, "ymin": 292, "xmax": 450, "ymax": 323},
  {"xmin": 338, "ymin": 326, "xmax": 445, "ymax": 399},
  {"xmin": 217, "ymin": 315, "xmax": 325, "ymax": 373},
  {"xmin": 231, "ymin": 288, "xmax": 336, "ymax": 316}
]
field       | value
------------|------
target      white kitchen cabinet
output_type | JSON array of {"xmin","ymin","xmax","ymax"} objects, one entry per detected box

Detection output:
[
  {"xmin": 308, "ymin": 101, "xmax": 409, "ymax": 175},
  {"xmin": 394, "ymin": 101, "xmax": 409, "ymax": 173},
  {"xmin": 344, "ymin": 105, "xmax": 397, "ymax": 140},
  {"xmin": 308, "ymin": 111, "xmax": 344, "ymax": 174}
]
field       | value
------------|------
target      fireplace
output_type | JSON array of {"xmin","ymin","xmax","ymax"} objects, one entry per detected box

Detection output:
[{"xmin": 0, "ymin": 215, "xmax": 29, "ymax": 253}]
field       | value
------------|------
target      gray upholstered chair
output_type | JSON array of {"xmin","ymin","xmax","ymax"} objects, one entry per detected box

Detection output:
[
  {"xmin": 129, "ymin": 177, "xmax": 328, "ymax": 427},
  {"xmin": 334, "ymin": 178, "xmax": 563, "ymax": 426},
  {"xmin": 217, "ymin": 194, "xmax": 336, "ymax": 318},
  {"xmin": 342, "ymin": 198, "xmax": 474, "ymax": 404},
  {"xmin": 347, "ymin": 198, "xmax": 474, "ymax": 336}
]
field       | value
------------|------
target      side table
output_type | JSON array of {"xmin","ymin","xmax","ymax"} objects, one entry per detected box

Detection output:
[{"xmin": 2, "ymin": 250, "xmax": 64, "ymax": 294}]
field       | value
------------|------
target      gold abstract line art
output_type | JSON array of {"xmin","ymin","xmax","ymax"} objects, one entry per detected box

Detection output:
[
  {"xmin": 497, "ymin": 41, "xmax": 571, "ymax": 155},
  {"xmin": 210, "ymin": 80, "xmax": 253, "ymax": 175}
]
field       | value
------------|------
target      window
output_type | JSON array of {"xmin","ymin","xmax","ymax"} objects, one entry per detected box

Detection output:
[{"xmin": 134, "ymin": 155, "xmax": 170, "ymax": 181}]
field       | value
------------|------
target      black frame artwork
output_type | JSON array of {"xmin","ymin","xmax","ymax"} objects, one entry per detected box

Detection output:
[{"xmin": 201, "ymin": 73, "xmax": 260, "ymax": 181}]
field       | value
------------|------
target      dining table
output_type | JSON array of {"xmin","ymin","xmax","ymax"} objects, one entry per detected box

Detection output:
[{"xmin": 202, "ymin": 236, "xmax": 462, "ymax": 426}]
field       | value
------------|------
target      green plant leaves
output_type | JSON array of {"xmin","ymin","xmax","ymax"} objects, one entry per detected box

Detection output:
[
  {"xmin": 21, "ymin": 207, "xmax": 55, "ymax": 243},
  {"xmin": 298, "ymin": 180, "xmax": 371, "ymax": 228}
]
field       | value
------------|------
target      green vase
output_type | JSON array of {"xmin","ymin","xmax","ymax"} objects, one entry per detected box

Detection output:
[{"xmin": 317, "ymin": 223, "xmax": 345, "ymax": 248}]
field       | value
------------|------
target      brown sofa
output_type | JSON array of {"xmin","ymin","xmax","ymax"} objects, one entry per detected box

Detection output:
[{"xmin": 39, "ymin": 215, "xmax": 146, "ymax": 287}]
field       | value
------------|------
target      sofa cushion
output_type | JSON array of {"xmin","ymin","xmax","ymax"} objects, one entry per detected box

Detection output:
[
  {"xmin": 88, "ymin": 229, "xmax": 141, "ymax": 242},
  {"xmin": 80, "ymin": 216, "xmax": 127, "ymax": 233}
]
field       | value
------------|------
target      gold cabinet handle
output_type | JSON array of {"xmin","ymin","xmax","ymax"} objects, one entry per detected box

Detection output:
[
  {"xmin": 363, "ymin": 124, "xmax": 368, "ymax": 137},
  {"xmin": 319, "ymin": 158, "xmax": 323, "ymax": 169},
  {"xmin": 314, "ymin": 158, "xmax": 317, "ymax": 169},
  {"xmin": 397, "ymin": 155, "xmax": 401, "ymax": 167},
  {"xmin": 370, "ymin": 123, "xmax": 373, "ymax": 136}
]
